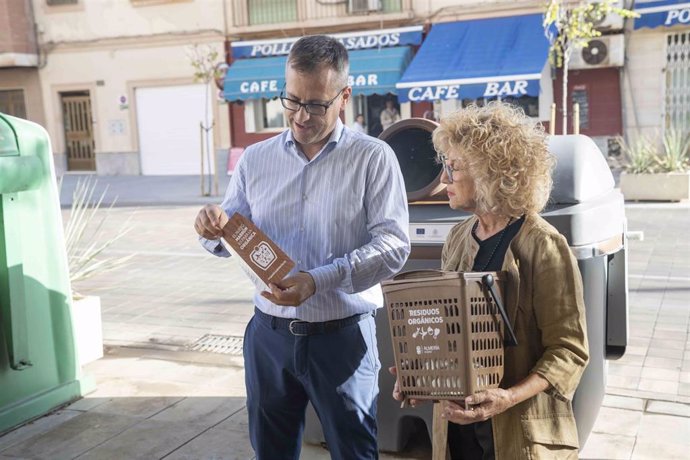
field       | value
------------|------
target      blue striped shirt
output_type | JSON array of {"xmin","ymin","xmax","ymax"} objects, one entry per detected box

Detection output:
[{"xmin": 203, "ymin": 119, "xmax": 410, "ymax": 322}]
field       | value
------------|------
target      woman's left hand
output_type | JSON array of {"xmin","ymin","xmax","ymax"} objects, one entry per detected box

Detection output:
[{"xmin": 441, "ymin": 388, "xmax": 514, "ymax": 425}]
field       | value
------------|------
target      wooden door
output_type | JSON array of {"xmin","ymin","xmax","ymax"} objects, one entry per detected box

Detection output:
[{"xmin": 61, "ymin": 92, "xmax": 95, "ymax": 171}]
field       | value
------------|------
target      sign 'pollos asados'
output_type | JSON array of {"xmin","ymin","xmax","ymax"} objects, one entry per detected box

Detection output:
[
  {"xmin": 634, "ymin": 1, "xmax": 690, "ymax": 29},
  {"xmin": 231, "ymin": 26, "xmax": 423, "ymax": 59}
]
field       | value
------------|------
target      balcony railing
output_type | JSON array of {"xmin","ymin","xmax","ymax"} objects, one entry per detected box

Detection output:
[{"xmin": 232, "ymin": 0, "xmax": 405, "ymax": 29}]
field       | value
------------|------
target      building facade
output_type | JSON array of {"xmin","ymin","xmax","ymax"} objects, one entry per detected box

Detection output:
[
  {"xmin": 625, "ymin": 0, "xmax": 690, "ymax": 140},
  {"xmin": 0, "ymin": 0, "xmax": 45, "ymax": 127},
  {"xmin": 29, "ymin": 0, "xmax": 230, "ymax": 176},
  {"xmin": 221, "ymin": 0, "xmax": 633, "ymax": 163},
  {"xmin": 5, "ymin": 0, "xmax": 680, "ymax": 175}
]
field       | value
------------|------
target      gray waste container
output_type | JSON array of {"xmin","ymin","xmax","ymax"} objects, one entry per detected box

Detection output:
[{"xmin": 304, "ymin": 124, "xmax": 628, "ymax": 452}]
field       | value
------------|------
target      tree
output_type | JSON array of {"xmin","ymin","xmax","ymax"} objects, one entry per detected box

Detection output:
[
  {"xmin": 543, "ymin": 0, "xmax": 638, "ymax": 134},
  {"xmin": 187, "ymin": 44, "xmax": 224, "ymax": 196}
]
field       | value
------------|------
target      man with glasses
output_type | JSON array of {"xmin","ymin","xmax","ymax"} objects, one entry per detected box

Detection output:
[{"xmin": 194, "ymin": 35, "xmax": 410, "ymax": 459}]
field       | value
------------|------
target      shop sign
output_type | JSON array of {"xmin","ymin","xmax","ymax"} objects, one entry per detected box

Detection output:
[
  {"xmin": 348, "ymin": 74, "xmax": 379, "ymax": 87},
  {"xmin": 400, "ymin": 80, "xmax": 533, "ymax": 102},
  {"xmin": 232, "ymin": 26, "xmax": 423, "ymax": 59},
  {"xmin": 665, "ymin": 7, "xmax": 690, "ymax": 25},
  {"xmin": 240, "ymin": 80, "xmax": 280, "ymax": 94},
  {"xmin": 635, "ymin": 2, "xmax": 690, "ymax": 29},
  {"xmin": 236, "ymin": 73, "xmax": 381, "ymax": 95}
]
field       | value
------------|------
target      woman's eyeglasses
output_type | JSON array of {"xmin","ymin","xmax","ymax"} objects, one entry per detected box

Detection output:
[{"xmin": 440, "ymin": 155, "xmax": 460, "ymax": 183}]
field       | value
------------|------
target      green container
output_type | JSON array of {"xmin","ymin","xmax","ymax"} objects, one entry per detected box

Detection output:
[{"xmin": 0, "ymin": 113, "xmax": 86, "ymax": 434}]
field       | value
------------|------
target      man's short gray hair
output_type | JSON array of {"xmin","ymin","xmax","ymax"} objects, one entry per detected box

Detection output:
[{"xmin": 287, "ymin": 35, "xmax": 349, "ymax": 89}]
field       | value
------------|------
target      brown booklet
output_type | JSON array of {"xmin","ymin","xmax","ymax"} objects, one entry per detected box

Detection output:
[{"xmin": 221, "ymin": 212, "xmax": 295, "ymax": 288}]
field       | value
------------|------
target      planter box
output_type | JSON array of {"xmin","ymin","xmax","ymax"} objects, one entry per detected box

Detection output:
[
  {"xmin": 70, "ymin": 295, "xmax": 104, "ymax": 366},
  {"xmin": 620, "ymin": 172, "xmax": 690, "ymax": 202}
]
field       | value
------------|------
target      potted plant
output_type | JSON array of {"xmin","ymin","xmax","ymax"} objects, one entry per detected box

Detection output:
[
  {"xmin": 618, "ymin": 129, "xmax": 690, "ymax": 201},
  {"xmin": 62, "ymin": 177, "xmax": 134, "ymax": 366}
]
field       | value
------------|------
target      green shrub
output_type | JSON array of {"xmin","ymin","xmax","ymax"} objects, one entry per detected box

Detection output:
[
  {"xmin": 659, "ymin": 127, "xmax": 690, "ymax": 173},
  {"xmin": 617, "ymin": 134, "xmax": 659, "ymax": 174}
]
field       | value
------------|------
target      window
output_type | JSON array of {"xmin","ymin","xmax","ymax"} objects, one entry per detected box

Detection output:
[
  {"xmin": 0, "ymin": 90, "xmax": 27, "ymax": 119},
  {"xmin": 502, "ymin": 96, "xmax": 539, "ymax": 119},
  {"xmin": 245, "ymin": 98, "xmax": 288, "ymax": 133},
  {"xmin": 665, "ymin": 32, "xmax": 690, "ymax": 130},
  {"xmin": 570, "ymin": 87, "xmax": 589, "ymax": 130},
  {"xmin": 249, "ymin": 0, "xmax": 297, "ymax": 25},
  {"xmin": 130, "ymin": 0, "xmax": 192, "ymax": 6},
  {"xmin": 381, "ymin": 0, "xmax": 402, "ymax": 13},
  {"xmin": 262, "ymin": 98, "xmax": 286, "ymax": 129},
  {"xmin": 439, "ymin": 96, "xmax": 539, "ymax": 118}
]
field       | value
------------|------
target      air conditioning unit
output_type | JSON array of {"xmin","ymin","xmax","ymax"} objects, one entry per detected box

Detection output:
[
  {"xmin": 348, "ymin": 0, "xmax": 381, "ymax": 14},
  {"xmin": 586, "ymin": 0, "xmax": 625, "ymax": 31},
  {"xmin": 570, "ymin": 34, "xmax": 625, "ymax": 69}
]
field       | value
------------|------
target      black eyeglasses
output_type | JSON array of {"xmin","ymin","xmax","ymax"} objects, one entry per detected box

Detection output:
[{"xmin": 279, "ymin": 86, "xmax": 347, "ymax": 116}]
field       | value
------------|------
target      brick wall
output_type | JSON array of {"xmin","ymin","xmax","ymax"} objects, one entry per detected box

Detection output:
[{"xmin": 0, "ymin": 0, "xmax": 37, "ymax": 57}]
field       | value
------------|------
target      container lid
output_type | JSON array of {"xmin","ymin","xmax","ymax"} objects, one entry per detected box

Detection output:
[
  {"xmin": 0, "ymin": 115, "xmax": 19, "ymax": 157},
  {"xmin": 379, "ymin": 118, "xmax": 447, "ymax": 203}
]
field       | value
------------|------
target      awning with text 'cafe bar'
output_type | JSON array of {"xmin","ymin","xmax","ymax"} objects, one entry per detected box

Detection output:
[
  {"xmin": 634, "ymin": 0, "xmax": 690, "ymax": 29},
  {"xmin": 223, "ymin": 47, "xmax": 412, "ymax": 102},
  {"xmin": 395, "ymin": 14, "xmax": 550, "ymax": 103}
]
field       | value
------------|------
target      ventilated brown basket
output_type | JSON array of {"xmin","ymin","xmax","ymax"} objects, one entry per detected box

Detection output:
[{"xmin": 382, "ymin": 270, "xmax": 510, "ymax": 401}]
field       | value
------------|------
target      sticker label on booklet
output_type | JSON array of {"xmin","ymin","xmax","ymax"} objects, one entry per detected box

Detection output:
[{"xmin": 222, "ymin": 213, "xmax": 295, "ymax": 287}]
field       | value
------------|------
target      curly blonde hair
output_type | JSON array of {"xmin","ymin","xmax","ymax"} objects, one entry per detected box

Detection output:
[{"xmin": 432, "ymin": 101, "xmax": 555, "ymax": 217}]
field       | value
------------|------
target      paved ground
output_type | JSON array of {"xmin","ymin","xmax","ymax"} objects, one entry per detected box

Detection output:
[{"xmin": 0, "ymin": 175, "xmax": 688, "ymax": 459}]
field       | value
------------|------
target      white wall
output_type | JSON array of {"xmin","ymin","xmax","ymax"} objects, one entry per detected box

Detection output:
[
  {"xmin": 412, "ymin": 0, "xmax": 543, "ymax": 22},
  {"xmin": 32, "ymin": 0, "xmax": 230, "ymax": 174},
  {"xmin": 622, "ymin": 30, "xmax": 666, "ymax": 139},
  {"xmin": 33, "ymin": 0, "xmax": 224, "ymax": 43},
  {"xmin": 39, "ymin": 41, "xmax": 229, "ymax": 156}
]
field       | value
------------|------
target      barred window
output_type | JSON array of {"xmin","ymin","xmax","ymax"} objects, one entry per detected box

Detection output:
[
  {"xmin": 665, "ymin": 32, "xmax": 690, "ymax": 130},
  {"xmin": 0, "ymin": 90, "xmax": 27, "ymax": 119},
  {"xmin": 248, "ymin": 0, "xmax": 297, "ymax": 25},
  {"xmin": 47, "ymin": 0, "xmax": 78, "ymax": 5}
]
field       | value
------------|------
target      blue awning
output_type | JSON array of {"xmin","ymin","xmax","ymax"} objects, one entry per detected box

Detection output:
[
  {"xmin": 223, "ymin": 46, "xmax": 412, "ymax": 101},
  {"xmin": 634, "ymin": 1, "xmax": 690, "ymax": 29},
  {"xmin": 396, "ymin": 14, "xmax": 550, "ymax": 103},
  {"xmin": 223, "ymin": 55, "xmax": 285, "ymax": 101}
]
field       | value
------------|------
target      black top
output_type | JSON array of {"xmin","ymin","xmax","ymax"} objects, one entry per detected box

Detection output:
[{"xmin": 471, "ymin": 216, "xmax": 525, "ymax": 272}]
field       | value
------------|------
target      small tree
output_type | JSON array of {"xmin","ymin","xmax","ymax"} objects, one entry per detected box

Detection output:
[
  {"xmin": 187, "ymin": 44, "xmax": 225, "ymax": 196},
  {"xmin": 543, "ymin": 0, "xmax": 638, "ymax": 134}
]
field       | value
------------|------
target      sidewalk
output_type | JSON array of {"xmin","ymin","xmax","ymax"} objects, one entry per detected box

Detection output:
[
  {"xmin": 0, "ymin": 174, "xmax": 688, "ymax": 459},
  {"xmin": 58, "ymin": 174, "xmax": 231, "ymax": 208}
]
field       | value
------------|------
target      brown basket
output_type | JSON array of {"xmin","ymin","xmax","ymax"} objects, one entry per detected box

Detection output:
[{"xmin": 382, "ymin": 270, "xmax": 513, "ymax": 401}]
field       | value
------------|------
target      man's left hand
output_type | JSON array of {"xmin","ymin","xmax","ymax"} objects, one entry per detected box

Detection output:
[
  {"xmin": 441, "ymin": 388, "xmax": 514, "ymax": 425},
  {"xmin": 261, "ymin": 272, "xmax": 316, "ymax": 307}
]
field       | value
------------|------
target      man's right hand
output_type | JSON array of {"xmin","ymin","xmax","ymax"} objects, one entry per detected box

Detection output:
[{"xmin": 194, "ymin": 204, "xmax": 229, "ymax": 240}]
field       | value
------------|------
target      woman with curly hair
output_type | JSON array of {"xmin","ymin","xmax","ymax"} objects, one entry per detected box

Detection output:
[{"xmin": 392, "ymin": 101, "xmax": 589, "ymax": 459}]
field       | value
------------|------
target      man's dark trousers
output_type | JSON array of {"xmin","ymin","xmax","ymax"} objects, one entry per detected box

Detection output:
[{"xmin": 244, "ymin": 308, "xmax": 380, "ymax": 460}]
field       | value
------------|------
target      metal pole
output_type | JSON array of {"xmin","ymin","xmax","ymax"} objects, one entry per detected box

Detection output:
[
  {"xmin": 550, "ymin": 103, "xmax": 556, "ymax": 136},
  {"xmin": 200, "ymin": 122, "xmax": 205, "ymax": 196},
  {"xmin": 212, "ymin": 124, "xmax": 219, "ymax": 196}
]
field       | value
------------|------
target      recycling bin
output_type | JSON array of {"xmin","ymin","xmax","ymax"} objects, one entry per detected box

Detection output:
[
  {"xmin": 0, "ymin": 113, "xmax": 85, "ymax": 434},
  {"xmin": 304, "ymin": 119, "xmax": 628, "ymax": 452}
]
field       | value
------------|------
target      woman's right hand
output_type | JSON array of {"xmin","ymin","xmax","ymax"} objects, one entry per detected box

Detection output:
[{"xmin": 388, "ymin": 366, "xmax": 424, "ymax": 407}]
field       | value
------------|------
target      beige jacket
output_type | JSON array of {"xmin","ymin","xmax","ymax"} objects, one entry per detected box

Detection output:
[{"xmin": 442, "ymin": 213, "xmax": 589, "ymax": 459}]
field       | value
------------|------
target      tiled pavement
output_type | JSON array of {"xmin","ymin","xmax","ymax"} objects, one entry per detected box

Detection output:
[{"xmin": 0, "ymin": 175, "xmax": 688, "ymax": 459}]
